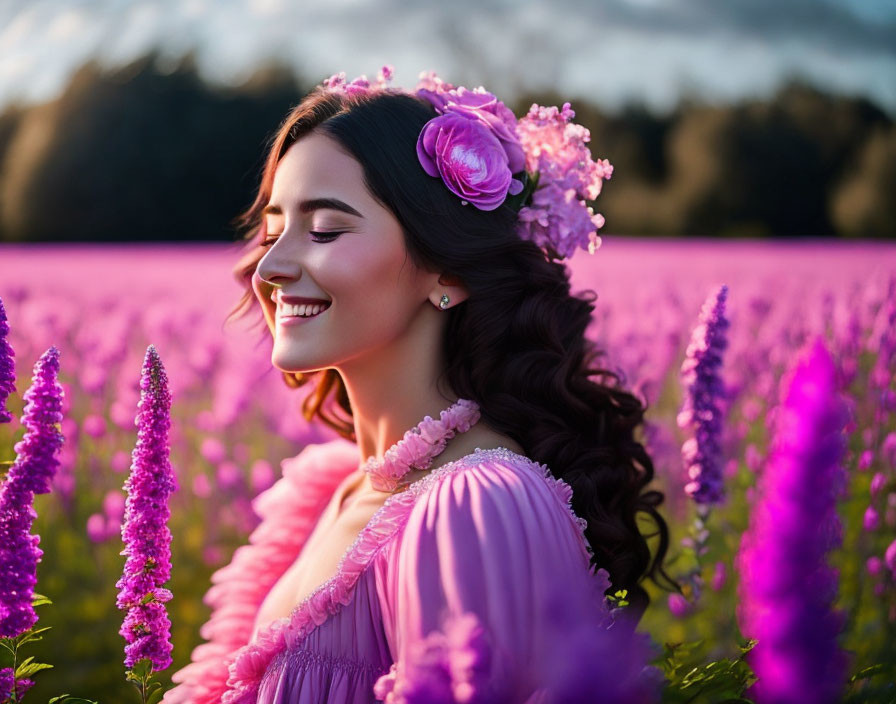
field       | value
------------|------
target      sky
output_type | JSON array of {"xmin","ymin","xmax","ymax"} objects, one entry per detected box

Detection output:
[{"xmin": 1, "ymin": 0, "xmax": 895, "ymax": 115}]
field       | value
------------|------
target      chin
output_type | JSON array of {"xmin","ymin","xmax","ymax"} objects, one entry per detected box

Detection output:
[{"xmin": 271, "ymin": 349, "xmax": 330, "ymax": 375}]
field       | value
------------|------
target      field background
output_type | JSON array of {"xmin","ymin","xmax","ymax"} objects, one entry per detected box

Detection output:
[{"xmin": 1, "ymin": 238, "xmax": 895, "ymax": 700}]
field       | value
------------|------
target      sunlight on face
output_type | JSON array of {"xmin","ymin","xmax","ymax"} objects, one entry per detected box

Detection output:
[{"xmin": 252, "ymin": 130, "xmax": 436, "ymax": 374}]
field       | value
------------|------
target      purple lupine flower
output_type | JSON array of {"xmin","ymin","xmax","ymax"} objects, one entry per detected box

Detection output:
[
  {"xmin": 677, "ymin": 284, "xmax": 730, "ymax": 504},
  {"xmin": 667, "ymin": 593, "xmax": 692, "ymax": 618},
  {"xmin": 711, "ymin": 561, "xmax": 727, "ymax": 591},
  {"xmin": 0, "ymin": 672, "xmax": 34, "ymax": 699},
  {"xmin": 0, "ymin": 296, "xmax": 15, "ymax": 423},
  {"xmin": 0, "ymin": 667, "xmax": 14, "ymax": 700},
  {"xmin": 736, "ymin": 337, "xmax": 850, "ymax": 704},
  {"xmin": 115, "ymin": 345, "xmax": 177, "ymax": 671},
  {"xmin": 870, "ymin": 298, "xmax": 895, "ymax": 391},
  {"xmin": 886, "ymin": 539, "xmax": 896, "ymax": 579},
  {"xmin": 0, "ymin": 347, "xmax": 64, "ymax": 638}
]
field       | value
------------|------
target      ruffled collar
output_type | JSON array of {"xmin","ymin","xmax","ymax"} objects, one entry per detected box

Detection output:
[{"xmin": 361, "ymin": 398, "xmax": 481, "ymax": 492}]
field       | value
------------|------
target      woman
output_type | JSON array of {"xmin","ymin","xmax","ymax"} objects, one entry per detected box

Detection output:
[{"xmin": 164, "ymin": 67, "xmax": 675, "ymax": 703}]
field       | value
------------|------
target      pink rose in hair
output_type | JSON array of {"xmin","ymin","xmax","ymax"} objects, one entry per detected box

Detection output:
[
  {"xmin": 417, "ymin": 113, "xmax": 523, "ymax": 211},
  {"xmin": 441, "ymin": 88, "xmax": 526, "ymax": 174}
]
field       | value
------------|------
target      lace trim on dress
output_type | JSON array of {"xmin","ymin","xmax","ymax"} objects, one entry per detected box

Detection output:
[
  {"xmin": 222, "ymin": 447, "xmax": 593, "ymax": 704},
  {"xmin": 524, "ymin": 453, "xmax": 595, "ymax": 568}
]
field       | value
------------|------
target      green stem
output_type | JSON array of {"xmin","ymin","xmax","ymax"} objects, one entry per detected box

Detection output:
[{"xmin": 11, "ymin": 640, "xmax": 18, "ymax": 703}]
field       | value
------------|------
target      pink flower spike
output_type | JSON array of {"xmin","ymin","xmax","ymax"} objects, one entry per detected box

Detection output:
[
  {"xmin": 0, "ymin": 346, "xmax": 64, "ymax": 638},
  {"xmin": 870, "ymin": 472, "xmax": 887, "ymax": 497},
  {"xmin": 736, "ymin": 337, "xmax": 849, "ymax": 704},
  {"xmin": 0, "ymin": 296, "xmax": 15, "ymax": 424},
  {"xmin": 886, "ymin": 539, "xmax": 896, "ymax": 578},
  {"xmin": 863, "ymin": 505, "xmax": 880, "ymax": 531},
  {"xmin": 115, "ymin": 345, "xmax": 177, "ymax": 672}
]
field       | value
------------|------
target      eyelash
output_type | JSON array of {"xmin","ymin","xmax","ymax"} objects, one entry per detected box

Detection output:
[{"xmin": 260, "ymin": 231, "xmax": 345, "ymax": 247}]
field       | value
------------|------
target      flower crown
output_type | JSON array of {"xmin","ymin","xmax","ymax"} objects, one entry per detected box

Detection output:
[{"xmin": 320, "ymin": 66, "xmax": 613, "ymax": 261}]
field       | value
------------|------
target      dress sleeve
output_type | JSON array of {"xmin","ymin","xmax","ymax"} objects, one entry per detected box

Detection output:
[
  {"xmin": 372, "ymin": 454, "xmax": 602, "ymax": 703},
  {"xmin": 162, "ymin": 438, "xmax": 358, "ymax": 704}
]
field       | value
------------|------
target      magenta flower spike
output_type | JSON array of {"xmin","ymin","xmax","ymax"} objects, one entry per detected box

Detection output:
[
  {"xmin": 0, "ymin": 346, "xmax": 64, "ymax": 638},
  {"xmin": 115, "ymin": 345, "xmax": 178, "ymax": 672},
  {"xmin": 0, "ymin": 296, "xmax": 15, "ymax": 424},
  {"xmin": 0, "ymin": 669, "xmax": 13, "ymax": 700},
  {"xmin": 677, "ymin": 284, "xmax": 729, "ymax": 505},
  {"xmin": 736, "ymin": 337, "xmax": 850, "ymax": 704}
]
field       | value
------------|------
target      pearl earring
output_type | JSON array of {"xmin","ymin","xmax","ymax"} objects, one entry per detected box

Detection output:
[{"xmin": 439, "ymin": 294, "xmax": 450, "ymax": 309}]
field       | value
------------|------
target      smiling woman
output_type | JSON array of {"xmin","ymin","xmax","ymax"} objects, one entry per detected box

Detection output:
[
  {"xmin": 251, "ymin": 130, "xmax": 451, "ymax": 381},
  {"xmin": 163, "ymin": 68, "xmax": 676, "ymax": 704}
]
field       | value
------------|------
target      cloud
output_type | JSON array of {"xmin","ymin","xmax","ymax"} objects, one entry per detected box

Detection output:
[{"xmin": 0, "ymin": 0, "xmax": 893, "ymax": 114}]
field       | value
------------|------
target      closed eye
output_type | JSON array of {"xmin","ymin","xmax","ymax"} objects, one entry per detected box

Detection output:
[{"xmin": 260, "ymin": 231, "xmax": 345, "ymax": 247}]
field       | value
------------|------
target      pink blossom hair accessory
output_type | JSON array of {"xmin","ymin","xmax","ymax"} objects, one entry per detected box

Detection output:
[
  {"xmin": 318, "ymin": 65, "xmax": 613, "ymax": 261},
  {"xmin": 363, "ymin": 398, "xmax": 481, "ymax": 492}
]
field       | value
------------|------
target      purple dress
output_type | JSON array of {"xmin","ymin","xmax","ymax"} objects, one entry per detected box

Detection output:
[{"xmin": 163, "ymin": 439, "xmax": 601, "ymax": 703}]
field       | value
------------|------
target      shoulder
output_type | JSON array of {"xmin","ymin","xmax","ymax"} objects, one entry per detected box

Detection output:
[
  {"xmin": 400, "ymin": 447, "xmax": 591, "ymax": 564},
  {"xmin": 415, "ymin": 447, "xmax": 572, "ymax": 511}
]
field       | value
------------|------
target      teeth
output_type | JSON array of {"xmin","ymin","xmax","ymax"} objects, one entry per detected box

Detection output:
[{"xmin": 280, "ymin": 302, "xmax": 328, "ymax": 317}]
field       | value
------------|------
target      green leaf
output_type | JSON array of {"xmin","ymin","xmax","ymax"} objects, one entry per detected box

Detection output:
[
  {"xmin": 126, "ymin": 658, "xmax": 153, "ymax": 679},
  {"xmin": 659, "ymin": 638, "xmax": 758, "ymax": 704},
  {"xmin": 738, "ymin": 639, "xmax": 758, "ymax": 655},
  {"xmin": 16, "ymin": 655, "xmax": 54, "ymax": 678},
  {"xmin": 849, "ymin": 663, "xmax": 887, "ymax": 683},
  {"xmin": 31, "ymin": 593, "xmax": 53, "ymax": 607},
  {"xmin": 17, "ymin": 626, "xmax": 52, "ymax": 646},
  {"xmin": 503, "ymin": 170, "xmax": 538, "ymax": 213},
  {"xmin": 146, "ymin": 682, "xmax": 166, "ymax": 704}
]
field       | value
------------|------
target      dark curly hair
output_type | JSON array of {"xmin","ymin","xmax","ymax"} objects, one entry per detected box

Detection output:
[{"xmin": 226, "ymin": 85, "xmax": 678, "ymax": 623}]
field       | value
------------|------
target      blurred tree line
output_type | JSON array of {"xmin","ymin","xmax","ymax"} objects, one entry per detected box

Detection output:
[{"xmin": 0, "ymin": 51, "xmax": 892, "ymax": 242}]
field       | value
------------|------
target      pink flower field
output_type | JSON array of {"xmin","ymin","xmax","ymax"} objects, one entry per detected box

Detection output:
[{"xmin": 0, "ymin": 238, "xmax": 894, "ymax": 702}]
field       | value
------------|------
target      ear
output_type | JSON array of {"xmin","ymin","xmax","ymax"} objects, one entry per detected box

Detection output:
[{"xmin": 429, "ymin": 273, "xmax": 470, "ymax": 310}]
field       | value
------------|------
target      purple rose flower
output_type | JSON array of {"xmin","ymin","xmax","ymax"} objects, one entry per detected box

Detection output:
[
  {"xmin": 417, "ymin": 113, "xmax": 523, "ymax": 211},
  {"xmin": 441, "ymin": 87, "xmax": 526, "ymax": 174}
]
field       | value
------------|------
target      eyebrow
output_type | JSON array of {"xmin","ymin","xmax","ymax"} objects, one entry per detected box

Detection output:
[{"xmin": 262, "ymin": 198, "xmax": 363, "ymax": 218}]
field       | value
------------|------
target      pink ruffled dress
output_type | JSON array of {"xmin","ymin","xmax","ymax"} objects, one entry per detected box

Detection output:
[{"xmin": 163, "ymin": 438, "xmax": 599, "ymax": 703}]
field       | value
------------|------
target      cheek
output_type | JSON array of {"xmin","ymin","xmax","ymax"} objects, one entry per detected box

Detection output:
[{"xmin": 320, "ymin": 242, "xmax": 411, "ymax": 310}]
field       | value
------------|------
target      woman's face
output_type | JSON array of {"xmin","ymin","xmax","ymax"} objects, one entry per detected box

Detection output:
[{"xmin": 253, "ymin": 130, "xmax": 440, "ymax": 374}]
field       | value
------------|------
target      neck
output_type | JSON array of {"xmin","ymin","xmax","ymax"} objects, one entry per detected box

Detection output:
[{"xmin": 332, "ymin": 305, "xmax": 457, "ymax": 471}]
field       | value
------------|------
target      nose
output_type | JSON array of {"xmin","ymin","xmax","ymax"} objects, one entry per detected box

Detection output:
[{"xmin": 254, "ymin": 247, "xmax": 300, "ymax": 296}]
